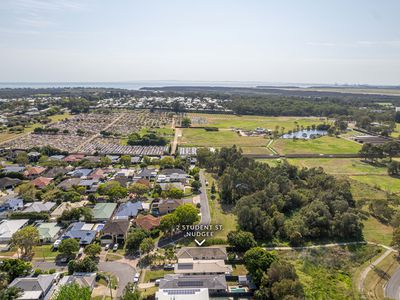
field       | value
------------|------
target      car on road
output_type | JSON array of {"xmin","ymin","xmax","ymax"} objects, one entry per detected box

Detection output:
[
  {"xmin": 133, "ymin": 272, "xmax": 140, "ymax": 283},
  {"xmin": 104, "ymin": 244, "xmax": 110, "ymax": 251},
  {"xmin": 113, "ymin": 243, "xmax": 119, "ymax": 251}
]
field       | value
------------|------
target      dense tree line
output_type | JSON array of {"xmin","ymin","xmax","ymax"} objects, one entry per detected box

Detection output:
[
  {"xmin": 198, "ymin": 146, "xmax": 362, "ymax": 245},
  {"xmin": 127, "ymin": 132, "xmax": 167, "ymax": 146}
]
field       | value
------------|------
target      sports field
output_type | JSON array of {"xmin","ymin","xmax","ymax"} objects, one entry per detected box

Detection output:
[
  {"xmin": 188, "ymin": 113, "xmax": 329, "ymax": 131},
  {"xmin": 272, "ymin": 136, "xmax": 361, "ymax": 154}
]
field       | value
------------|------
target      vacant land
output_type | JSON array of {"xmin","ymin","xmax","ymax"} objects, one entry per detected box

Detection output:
[
  {"xmin": 362, "ymin": 216, "xmax": 393, "ymax": 246},
  {"xmin": 273, "ymin": 136, "xmax": 362, "ymax": 154},
  {"xmin": 350, "ymin": 175, "xmax": 400, "ymax": 194},
  {"xmin": 179, "ymin": 128, "xmax": 268, "ymax": 148},
  {"xmin": 281, "ymin": 245, "xmax": 381, "ymax": 300},
  {"xmin": 189, "ymin": 113, "xmax": 328, "ymax": 131},
  {"xmin": 286, "ymin": 158, "xmax": 387, "ymax": 175}
]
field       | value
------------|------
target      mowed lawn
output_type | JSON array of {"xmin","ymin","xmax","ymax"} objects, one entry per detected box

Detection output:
[
  {"xmin": 189, "ymin": 113, "xmax": 328, "ymax": 131},
  {"xmin": 179, "ymin": 128, "xmax": 268, "ymax": 148},
  {"xmin": 349, "ymin": 175, "xmax": 400, "ymax": 194},
  {"xmin": 286, "ymin": 158, "xmax": 387, "ymax": 175},
  {"xmin": 273, "ymin": 136, "xmax": 361, "ymax": 154},
  {"xmin": 362, "ymin": 216, "xmax": 393, "ymax": 246}
]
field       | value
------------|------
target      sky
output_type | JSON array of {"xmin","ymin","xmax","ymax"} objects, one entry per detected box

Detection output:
[{"xmin": 0, "ymin": 0, "xmax": 400, "ymax": 85}]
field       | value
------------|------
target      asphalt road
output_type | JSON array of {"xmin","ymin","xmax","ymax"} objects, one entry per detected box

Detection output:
[
  {"xmin": 385, "ymin": 265, "xmax": 400, "ymax": 300},
  {"xmin": 199, "ymin": 170, "xmax": 211, "ymax": 225},
  {"xmin": 33, "ymin": 260, "xmax": 135, "ymax": 298}
]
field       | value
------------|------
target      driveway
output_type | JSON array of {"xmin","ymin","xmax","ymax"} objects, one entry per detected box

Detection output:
[{"xmin": 199, "ymin": 170, "xmax": 211, "ymax": 225}]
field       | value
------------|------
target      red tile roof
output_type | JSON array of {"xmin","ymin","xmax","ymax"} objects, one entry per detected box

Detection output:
[
  {"xmin": 134, "ymin": 214, "xmax": 160, "ymax": 231},
  {"xmin": 31, "ymin": 176, "xmax": 53, "ymax": 188}
]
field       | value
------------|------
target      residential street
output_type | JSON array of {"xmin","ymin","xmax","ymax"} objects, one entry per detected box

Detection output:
[{"xmin": 199, "ymin": 169, "xmax": 211, "ymax": 225}]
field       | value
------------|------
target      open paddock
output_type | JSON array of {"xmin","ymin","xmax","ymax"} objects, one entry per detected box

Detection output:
[{"xmin": 188, "ymin": 113, "xmax": 329, "ymax": 131}]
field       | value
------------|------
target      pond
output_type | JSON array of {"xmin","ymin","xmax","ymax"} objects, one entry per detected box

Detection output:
[{"xmin": 282, "ymin": 129, "xmax": 327, "ymax": 139}]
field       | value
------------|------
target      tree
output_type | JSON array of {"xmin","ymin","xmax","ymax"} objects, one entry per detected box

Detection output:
[
  {"xmin": 11, "ymin": 226, "xmax": 40, "ymax": 258},
  {"xmin": 211, "ymin": 182, "xmax": 216, "ymax": 194},
  {"xmin": 244, "ymin": 247, "xmax": 277, "ymax": 286},
  {"xmin": 128, "ymin": 183, "xmax": 149, "ymax": 197},
  {"xmin": 57, "ymin": 207, "xmax": 92, "ymax": 223},
  {"xmin": 59, "ymin": 238, "xmax": 80, "ymax": 257},
  {"xmin": 166, "ymin": 187, "xmax": 184, "ymax": 199},
  {"xmin": 68, "ymin": 257, "xmax": 97, "ymax": 274},
  {"xmin": 181, "ymin": 117, "xmax": 191, "ymax": 128},
  {"xmin": 139, "ymin": 238, "xmax": 154, "ymax": 255},
  {"xmin": 227, "ymin": 230, "xmax": 257, "ymax": 252},
  {"xmin": 53, "ymin": 283, "xmax": 91, "ymax": 300},
  {"xmin": 16, "ymin": 183, "xmax": 38, "ymax": 201},
  {"xmin": 191, "ymin": 180, "xmax": 201, "ymax": 193},
  {"xmin": 0, "ymin": 286, "xmax": 23, "ymax": 300},
  {"xmin": 174, "ymin": 203, "xmax": 199, "ymax": 225},
  {"xmin": 98, "ymin": 180, "xmax": 128, "ymax": 200},
  {"xmin": 84, "ymin": 244, "xmax": 101, "ymax": 258},
  {"xmin": 121, "ymin": 284, "xmax": 141, "ymax": 300},
  {"xmin": 120, "ymin": 155, "xmax": 132, "ymax": 167},
  {"xmin": 392, "ymin": 227, "xmax": 400, "ymax": 252},
  {"xmin": 160, "ymin": 214, "xmax": 178, "ymax": 236},
  {"xmin": 15, "ymin": 152, "xmax": 29, "ymax": 165},
  {"xmin": 0, "ymin": 259, "xmax": 32, "ymax": 282},
  {"xmin": 99, "ymin": 156, "xmax": 112, "ymax": 167},
  {"xmin": 126, "ymin": 229, "xmax": 148, "ymax": 254}
]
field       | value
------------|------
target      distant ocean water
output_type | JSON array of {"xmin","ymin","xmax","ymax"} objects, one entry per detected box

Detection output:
[{"xmin": 0, "ymin": 81, "xmax": 311, "ymax": 90}]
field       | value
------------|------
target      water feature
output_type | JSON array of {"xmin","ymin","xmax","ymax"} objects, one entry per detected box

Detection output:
[{"xmin": 282, "ymin": 129, "xmax": 327, "ymax": 139}]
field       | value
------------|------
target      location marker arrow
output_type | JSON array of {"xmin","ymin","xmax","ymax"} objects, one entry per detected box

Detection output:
[{"xmin": 195, "ymin": 239, "xmax": 205, "ymax": 246}]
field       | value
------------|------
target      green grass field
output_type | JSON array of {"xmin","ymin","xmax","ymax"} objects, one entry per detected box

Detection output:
[
  {"xmin": 180, "ymin": 128, "xmax": 268, "ymax": 148},
  {"xmin": 390, "ymin": 123, "xmax": 400, "ymax": 138},
  {"xmin": 350, "ymin": 175, "xmax": 400, "ymax": 194},
  {"xmin": 189, "ymin": 113, "xmax": 329, "ymax": 131},
  {"xmin": 362, "ymin": 216, "xmax": 393, "ymax": 246},
  {"xmin": 272, "ymin": 136, "xmax": 361, "ymax": 154}
]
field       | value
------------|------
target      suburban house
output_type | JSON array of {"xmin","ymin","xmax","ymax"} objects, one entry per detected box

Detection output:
[
  {"xmin": 24, "ymin": 166, "xmax": 47, "ymax": 179},
  {"xmin": 92, "ymin": 203, "xmax": 117, "ymax": 222},
  {"xmin": 58, "ymin": 272, "xmax": 96, "ymax": 291},
  {"xmin": 0, "ymin": 177, "xmax": 21, "ymax": 190},
  {"xmin": 0, "ymin": 196, "xmax": 24, "ymax": 212},
  {"xmin": 174, "ymin": 258, "xmax": 232, "ymax": 275},
  {"xmin": 57, "ymin": 178, "xmax": 81, "ymax": 191},
  {"xmin": 0, "ymin": 219, "xmax": 29, "ymax": 242},
  {"xmin": 152, "ymin": 199, "xmax": 182, "ymax": 216},
  {"xmin": 69, "ymin": 168, "xmax": 92, "ymax": 178},
  {"xmin": 1, "ymin": 165, "xmax": 25, "ymax": 174},
  {"xmin": 78, "ymin": 179, "xmax": 99, "ymax": 193},
  {"xmin": 136, "ymin": 168, "xmax": 157, "ymax": 180},
  {"xmin": 157, "ymin": 168, "xmax": 189, "ymax": 183},
  {"xmin": 63, "ymin": 154, "xmax": 85, "ymax": 163},
  {"xmin": 8, "ymin": 274, "xmax": 59, "ymax": 300},
  {"xmin": 155, "ymin": 288, "xmax": 210, "ymax": 300},
  {"xmin": 61, "ymin": 222, "xmax": 97, "ymax": 245},
  {"xmin": 159, "ymin": 274, "xmax": 227, "ymax": 295},
  {"xmin": 134, "ymin": 214, "xmax": 160, "ymax": 231},
  {"xmin": 30, "ymin": 177, "xmax": 53, "ymax": 189},
  {"xmin": 114, "ymin": 201, "xmax": 143, "ymax": 219},
  {"xmin": 49, "ymin": 155, "xmax": 65, "ymax": 161},
  {"xmin": 88, "ymin": 168, "xmax": 109, "ymax": 180},
  {"xmin": 23, "ymin": 201, "xmax": 56, "ymax": 213},
  {"xmin": 36, "ymin": 222, "xmax": 62, "ymax": 243},
  {"xmin": 100, "ymin": 219, "xmax": 130, "ymax": 245},
  {"xmin": 159, "ymin": 182, "xmax": 185, "ymax": 191},
  {"xmin": 43, "ymin": 167, "xmax": 69, "ymax": 178},
  {"xmin": 176, "ymin": 247, "xmax": 228, "ymax": 261},
  {"xmin": 50, "ymin": 201, "xmax": 88, "ymax": 220}
]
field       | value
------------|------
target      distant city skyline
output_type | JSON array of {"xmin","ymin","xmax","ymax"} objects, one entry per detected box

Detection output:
[{"xmin": 1, "ymin": 0, "xmax": 399, "ymax": 85}]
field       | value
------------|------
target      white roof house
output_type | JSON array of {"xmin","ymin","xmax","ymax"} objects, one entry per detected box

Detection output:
[
  {"xmin": 155, "ymin": 288, "xmax": 209, "ymax": 300},
  {"xmin": 0, "ymin": 219, "xmax": 29, "ymax": 242}
]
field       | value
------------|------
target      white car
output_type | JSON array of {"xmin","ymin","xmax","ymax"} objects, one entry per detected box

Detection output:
[
  {"xmin": 104, "ymin": 244, "xmax": 110, "ymax": 251},
  {"xmin": 113, "ymin": 243, "xmax": 119, "ymax": 251},
  {"xmin": 53, "ymin": 240, "xmax": 62, "ymax": 249},
  {"xmin": 133, "ymin": 273, "xmax": 140, "ymax": 283}
]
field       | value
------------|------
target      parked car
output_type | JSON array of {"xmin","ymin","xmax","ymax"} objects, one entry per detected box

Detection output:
[
  {"xmin": 163, "ymin": 264, "xmax": 174, "ymax": 270},
  {"xmin": 104, "ymin": 244, "xmax": 110, "ymax": 251},
  {"xmin": 77, "ymin": 247, "xmax": 84, "ymax": 257},
  {"xmin": 133, "ymin": 273, "xmax": 140, "ymax": 283},
  {"xmin": 53, "ymin": 240, "xmax": 61, "ymax": 250},
  {"xmin": 113, "ymin": 243, "xmax": 119, "ymax": 251}
]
